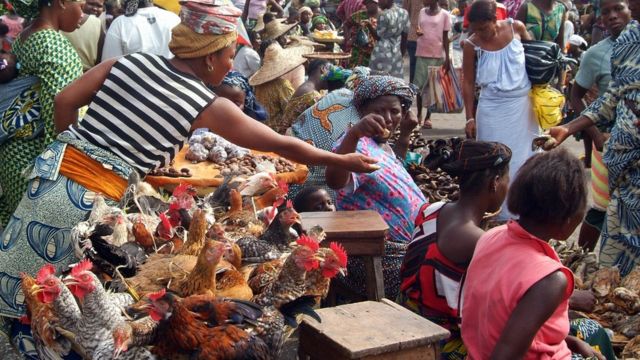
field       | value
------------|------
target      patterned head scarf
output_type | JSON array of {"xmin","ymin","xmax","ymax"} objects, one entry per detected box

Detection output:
[
  {"xmin": 345, "ymin": 66, "xmax": 370, "ymax": 90},
  {"xmin": 299, "ymin": 6, "xmax": 312, "ymax": 15},
  {"xmin": 311, "ymin": 15, "xmax": 329, "ymax": 29},
  {"xmin": 8, "ymin": 0, "xmax": 48, "ymax": 19},
  {"xmin": 321, "ymin": 65, "xmax": 353, "ymax": 83},
  {"xmin": 220, "ymin": 70, "xmax": 266, "ymax": 120},
  {"xmin": 169, "ymin": 1, "xmax": 241, "ymax": 58},
  {"xmin": 124, "ymin": 0, "xmax": 152, "ymax": 16},
  {"xmin": 353, "ymin": 75, "xmax": 416, "ymax": 110},
  {"xmin": 305, "ymin": 0, "xmax": 320, "ymax": 7}
]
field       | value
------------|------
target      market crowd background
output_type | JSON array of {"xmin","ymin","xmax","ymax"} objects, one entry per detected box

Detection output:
[{"xmin": 0, "ymin": 0, "xmax": 639, "ymax": 358}]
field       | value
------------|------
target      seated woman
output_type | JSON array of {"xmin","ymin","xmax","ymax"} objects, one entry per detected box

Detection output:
[
  {"xmin": 212, "ymin": 70, "xmax": 267, "ymax": 121},
  {"xmin": 461, "ymin": 149, "xmax": 606, "ymax": 360},
  {"xmin": 250, "ymin": 40, "xmax": 311, "ymax": 133},
  {"xmin": 0, "ymin": 1, "xmax": 377, "ymax": 322},
  {"xmin": 293, "ymin": 185, "xmax": 336, "ymax": 212},
  {"xmin": 281, "ymin": 62, "xmax": 352, "ymax": 133},
  {"xmin": 325, "ymin": 74, "xmax": 424, "ymax": 300},
  {"xmin": 398, "ymin": 140, "xmax": 512, "ymax": 359}
]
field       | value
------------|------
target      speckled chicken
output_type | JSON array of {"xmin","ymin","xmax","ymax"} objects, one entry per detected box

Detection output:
[
  {"xmin": 251, "ymin": 236, "xmax": 321, "ymax": 309},
  {"xmin": 64, "ymin": 260, "xmax": 153, "ymax": 359}
]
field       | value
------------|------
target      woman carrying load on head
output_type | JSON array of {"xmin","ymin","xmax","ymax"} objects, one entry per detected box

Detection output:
[
  {"xmin": 0, "ymin": 0, "xmax": 378, "ymax": 323},
  {"xmin": 462, "ymin": 0, "xmax": 539, "ymax": 219}
]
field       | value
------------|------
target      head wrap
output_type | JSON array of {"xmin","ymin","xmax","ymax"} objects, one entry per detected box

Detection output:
[
  {"xmin": 321, "ymin": 65, "xmax": 352, "ymax": 83},
  {"xmin": 220, "ymin": 70, "xmax": 267, "ymax": 121},
  {"xmin": 299, "ymin": 6, "xmax": 312, "ymax": 15},
  {"xmin": 124, "ymin": 0, "xmax": 152, "ymax": 16},
  {"xmin": 180, "ymin": 1, "xmax": 242, "ymax": 35},
  {"xmin": 8, "ymin": 0, "xmax": 48, "ymax": 19},
  {"xmin": 353, "ymin": 75, "xmax": 416, "ymax": 110},
  {"xmin": 311, "ymin": 15, "xmax": 329, "ymax": 29},
  {"xmin": 440, "ymin": 140, "xmax": 512, "ymax": 176},
  {"xmin": 305, "ymin": 0, "xmax": 320, "ymax": 7},
  {"xmin": 169, "ymin": 1, "xmax": 241, "ymax": 59}
]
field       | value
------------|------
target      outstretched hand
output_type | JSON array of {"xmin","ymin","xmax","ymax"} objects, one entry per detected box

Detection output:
[
  {"xmin": 545, "ymin": 126, "xmax": 570, "ymax": 150},
  {"xmin": 339, "ymin": 153, "xmax": 380, "ymax": 173}
]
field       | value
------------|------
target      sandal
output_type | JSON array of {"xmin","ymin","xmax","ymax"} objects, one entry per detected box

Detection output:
[{"xmin": 422, "ymin": 119, "xmax": 433, "ymax": 129}]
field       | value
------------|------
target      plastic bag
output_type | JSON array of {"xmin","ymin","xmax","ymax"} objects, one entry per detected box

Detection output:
[
  {"xmin": 529, "ymin": 84, "xmax": 565, "ymax": 129},
  {"xmin": 423, "ymin": 64, "xmax": 464, "ymax": 113}
]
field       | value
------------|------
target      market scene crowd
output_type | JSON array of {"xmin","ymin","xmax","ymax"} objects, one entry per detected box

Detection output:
[{"xmin": 0, "ymin": 0, "xmax": 639, "ymax": 357}]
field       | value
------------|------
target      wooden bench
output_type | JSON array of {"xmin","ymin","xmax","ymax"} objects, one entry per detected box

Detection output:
[
  {"xmin": 298, "ymin": 299, "xmax": 450, "ymax": 360},
  {"xmin": 301, "ymin": 210, "xmax": 388, "ymax": 302}
]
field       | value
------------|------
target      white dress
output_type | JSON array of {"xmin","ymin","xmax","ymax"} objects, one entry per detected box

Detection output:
[{"xmin": 469, "ymin": 19, "xmax": 539, "ymax": 219}]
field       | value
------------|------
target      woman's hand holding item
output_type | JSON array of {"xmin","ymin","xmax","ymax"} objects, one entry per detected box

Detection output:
[
  {"xmin": 565, "ymin": 335, "xmax": 605, "ymax": 360},
  {"xmin": 349, "ymin": 113, "xmax": 388, "ymax": 139},
  {"xmin": 465, "ymin": 118, "xmax": 476, "ymax": 139}
]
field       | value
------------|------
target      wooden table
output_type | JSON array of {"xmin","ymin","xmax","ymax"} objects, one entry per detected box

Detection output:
[
  {"xmin": 298, "ymin": 299, "xmax": 450, "ymax": 359},
  {"xmin": 301, "ymin": 210, "xmax": 388, "ymax": 302}
]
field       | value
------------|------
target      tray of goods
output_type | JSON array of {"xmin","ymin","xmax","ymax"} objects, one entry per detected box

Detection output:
[
  {"xmin": 303, "ymin": 52, "xmax": 351, "ymax": 60},
  {"xmin": 145, "ymin": 130, "xmax": 308, "ymax": 191},
  {"xmin": 311, "ymin": 30, "xmax": 344, "ymax": 43}
]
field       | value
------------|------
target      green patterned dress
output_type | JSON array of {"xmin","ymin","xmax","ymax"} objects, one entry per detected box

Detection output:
[{"xmin": 0, "ymin": 29, "xmax": 82, "ymax": 227}]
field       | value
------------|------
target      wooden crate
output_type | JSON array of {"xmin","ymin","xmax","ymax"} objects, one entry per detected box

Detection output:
[{"xmin": 298, "ymin": 299, "xmax": 450, "ymax": 360}]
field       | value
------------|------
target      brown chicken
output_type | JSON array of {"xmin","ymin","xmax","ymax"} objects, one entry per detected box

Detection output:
[
  {"xmin": 218, "ymin": 189, "xmax": 266, "ymax": 234},
  {"xmin": 179, "ymin": 208, "xmax": 208, "ymax": 256},
  {"xmin": 131, "ymin": 216, "xmax": 156, "ymax": 249},
  {"xmin": 20, "ymin": 274, "xmax": 73, "ymax": 360},
  {"xmin": 145, "ymin": 289, "xmax": 269, "ymax": 359},
  {"xmin": 259, "ymin": 200, "xmax": 301, "ymax": 251},
  {"xmin": 252, "ymin": 236, "xmax": 321, "ymax": 309},
  {"xmin": 113, "ymin": 316, "xmax": 158, "ymax": 359},
  {"xmin": 216, "ymin": 268, "xmax": 253, "ymax": 300},
  {"xmin": 171, "ymin": 240, "xmax": 225, "ymax": 297}
]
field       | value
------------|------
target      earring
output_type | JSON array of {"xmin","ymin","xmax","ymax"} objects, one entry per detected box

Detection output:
[{"xmin": 207, "ymin": 65, "xmax": 214, "ymax": 72}]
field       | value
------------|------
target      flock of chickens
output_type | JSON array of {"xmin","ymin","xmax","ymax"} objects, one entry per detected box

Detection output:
[{"xmin": 19, "ymin": 171, "xmax": 347, "ymax": 360}]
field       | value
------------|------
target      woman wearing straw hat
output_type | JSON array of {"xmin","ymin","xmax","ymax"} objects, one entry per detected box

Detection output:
[
  {"xmin": 0, "ymin": 0, "xmax": 378, "ymax": 328},
  {"xmin": 250, "ymin": 40, "xmax": 312, "ymax": 132}
]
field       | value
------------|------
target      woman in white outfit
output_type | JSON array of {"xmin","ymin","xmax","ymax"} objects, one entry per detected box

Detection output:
[{"xmin": 462, "ymin": 0, "xmax": 539, "ymax": 219}]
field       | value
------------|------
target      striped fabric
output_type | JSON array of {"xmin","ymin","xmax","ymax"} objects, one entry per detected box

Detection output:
[
  {"xmin": 591, "ymin": 146, "xmax": 610, "ymax": 211},
  {"xmin": 70, "ymin": 53, "xmax": 216, "ymax": 172}
]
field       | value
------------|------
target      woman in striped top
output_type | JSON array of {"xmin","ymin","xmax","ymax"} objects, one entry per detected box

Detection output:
[{"xmin": 0, "ymin": 1, "xmax": 378, "ymax": 322}]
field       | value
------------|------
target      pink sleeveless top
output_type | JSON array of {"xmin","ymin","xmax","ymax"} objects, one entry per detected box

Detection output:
[{"xmin": 461, "ymin": 221, "xmax": 574, "ymax": 360}]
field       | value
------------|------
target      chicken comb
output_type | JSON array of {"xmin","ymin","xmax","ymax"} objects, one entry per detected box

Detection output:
[
  {"xmin": 286, "ymin": 199, "xmax": 293, "ymax": 209},
  {"xmin": 277, "ymin": 180, "xmax": 289, "ymax": 193},
  {"xmin": 159, "ymin": 212, "xmax": 171, "ymax": 227},
  {"xmin": 148, "ymin": 288, "xmax": 167, "ymax": 302},
  {"xmin": 36, "ymin": 264, "xmax": 56, "ymax": 284},
  {"xmin": 329, "ymin": 242, "xmax": 348, "ymax": 267},
  {"xmin": 172, "ymin": 183, "xmax": 190, "ymax": 197},
  {"xmin": 297, "ymin": 235, "xmax": 320, "ymax": 252},
  {"xmin": 71, "ymin": 259, "xmax": 93, "ymax": 277}
]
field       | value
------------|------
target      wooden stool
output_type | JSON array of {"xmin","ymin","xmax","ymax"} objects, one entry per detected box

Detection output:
[
  {"xmin": 298, "ymin": 299, "xmax": 450, "ymax": 360},
  {"xmin": 301, "ymin": 211, "xmax": 388, "ymax": 302}
]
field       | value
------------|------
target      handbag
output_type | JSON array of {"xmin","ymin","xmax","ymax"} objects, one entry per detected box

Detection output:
[
  {"xmin": 423, "ymin": 64, "xmax": 464, "ymax": 113},
  {"xmin": 521, "ymin": 40, "xmax": 577, "ymax": 85},
  {"xmin": 529, "ymin": 84, "xmax": 565, "ymax": 129}
]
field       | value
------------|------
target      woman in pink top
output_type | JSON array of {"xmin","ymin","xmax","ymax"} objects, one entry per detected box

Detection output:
[
  {"xmin": 461, "ymin": 148, "xmax": 605, "ymax": 360},
  {"xmin": 413, "ymin": 0, "xmax": 451, "ymax": 128}
]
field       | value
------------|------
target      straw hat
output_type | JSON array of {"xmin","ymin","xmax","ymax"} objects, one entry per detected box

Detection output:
[
  {"xmin": 288, "ymin": 35, "xmax": 324, "ymax": 48},
  {"xmin": 262, "ymin": 19, "xmax": 298, "ymax": 41},
  {"xmin": 254, "ymin": 13, "xmax": 267, "ymax": 32},
  {"xmin": 249, "ymin": 43, "xmax": 313, "ymax": 86}
]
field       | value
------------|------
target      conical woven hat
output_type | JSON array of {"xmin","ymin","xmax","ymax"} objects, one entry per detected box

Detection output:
[
  {"xmin": 262, "ymin": 19, "xmax": 298, "ymax": 41},
  {"xmin": 249, "ymin": 42, "xmax": 313, "ymax": 86}
]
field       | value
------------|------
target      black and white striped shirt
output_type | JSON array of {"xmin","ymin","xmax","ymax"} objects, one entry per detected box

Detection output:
[{"xmin": 70, "ymin": 53, "xmax": 216, "ymax": 172}]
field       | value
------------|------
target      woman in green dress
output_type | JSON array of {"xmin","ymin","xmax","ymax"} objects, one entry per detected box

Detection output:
[
  {"xmin": 347, "ymin": 0, "xmax": 380, "ymax": 68},
  {"xmin": 0, "ymin": 0, "xmax": 84, "ymax": 227}
]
